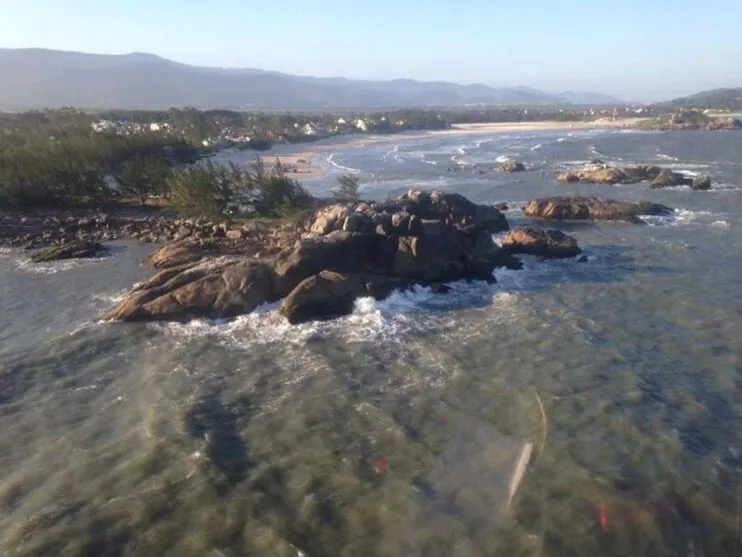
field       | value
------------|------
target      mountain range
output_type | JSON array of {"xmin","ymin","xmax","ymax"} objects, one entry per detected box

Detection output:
[
  {"xmin": 663, "ymin": 88, "xmax": 742, "ymax": 111},
  {"xmin": 0, "ymin": 48, "xmax": 625, "ymax": 111}
]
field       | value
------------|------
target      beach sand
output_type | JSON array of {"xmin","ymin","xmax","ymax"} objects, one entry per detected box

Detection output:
[
  {"xmin": 264, "ymin": 117, "xmax": 648, "ymax": 178},
  {"xmin": 263, "ymin": 153, "xmax": 325, "ymax": 178}
]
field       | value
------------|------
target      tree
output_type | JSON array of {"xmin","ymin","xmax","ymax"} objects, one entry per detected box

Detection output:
[
  {"xmin": 117, "ymin": 155, "xmax": 170, "ymax": 207},
  {"xmin": 333, "ymin": 173, "xmax": 360, "ymax": 201}
]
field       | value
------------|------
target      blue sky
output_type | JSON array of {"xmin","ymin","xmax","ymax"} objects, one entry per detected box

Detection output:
[{"xmin": 1, "ymin": 0, "xmax": 740, "ymax": 100}]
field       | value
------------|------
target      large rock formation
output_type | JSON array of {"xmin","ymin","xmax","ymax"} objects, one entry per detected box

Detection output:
[
  {"xmin": 558, "ymin": 164, "xmax": 663, "ymax": 185},
  {"xmin": 523, "ymin": 197, "xmax": 672, "ymax": 222},
  {"xmin": 146, "ymin": 222, "xmax": 301, "ymax": 269},
  {"xmin": 30, "ymin": 240, "xmax": 106, "ymax": 263},
  {"xmin": 107, "ymin": 190, "xmax": 520, "ymax": 323},
  {"xmin": 105, "ymin": 258, "xmax": 277, "ymax": 321},
  {"xmin": 502, "ymin": 228, "xmax": 581, "ymax": 258},
  {"xmin": 558, "ymin": 163, "xmax": 713, "ymax": 192}
]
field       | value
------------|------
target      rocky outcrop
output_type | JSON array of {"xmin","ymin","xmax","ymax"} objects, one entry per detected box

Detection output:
[
  {"xmin": 502, "ymin": 228, "xmax": 581, "ymax": 258},
  {"xmin": 523, "ymin": 196, "xmax": 672, "ymax": 222},
  {"xmin": 107, "ymin": 190, "xmax": 520, "ymax": 323},
  {"xmin": 560, "ymin": 163, "xmax": 714, "ymax": 192},
  {"xmin": 651, "ymin": 169, "xmax": 693, "ymax": 188},
  {"xmin": 498, "ymin": 160, "xmax": 526, "ymax": 173},
  {"xmin": 558, "ymin": 164, "xmax": 663, "ymax": 185},
  {"xmin": 145, "ymin": 223, "xmax": 301, "ymax": 269},
  {"xmin": 650, "ymin": 170, "xmax": 712, "ymax": 190},
  {"xmin": 280, "ymin": 272, "xmax": 367, "ymax": 324},
  {"xmin": 692, "ymin": 176, "xmax": 712, "ymax": 191},
  {"xmin": 105, "ymin": 258, "xmax": 277, "ymax": 321},
  {"xmin": 0, "ymin": 206, "xmax": 298, "ymax": 251},
  {"xmin": 30, "ymin": 240, "xmax": 106, "ymax": 263}
]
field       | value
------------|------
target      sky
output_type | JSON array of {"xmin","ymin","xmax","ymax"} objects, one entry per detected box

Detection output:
[{"xmin": 0, "ymin": 0, "xmax": 740, "ymax": 101}]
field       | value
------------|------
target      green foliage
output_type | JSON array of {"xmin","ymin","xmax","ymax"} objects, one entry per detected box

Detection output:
[
  {"xmin": 167, "ymin": 157, "xmax": 312, "ymax": 219},
  {"xmin": 333, "ymin": 174, "xmax": 361, "ymax": 201},
  {"xmin": 0, "ymin": 124, "xmax": 198, "ymax": 207},
  {"xmin": 117, "ymin": 155, "xmax": 170, "ymax": 206}
]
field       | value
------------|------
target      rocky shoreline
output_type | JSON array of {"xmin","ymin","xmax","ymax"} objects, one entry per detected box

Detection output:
[
  {"xmin": 97, "ymin": 192, "xmax": 670, "ymax": 325},
  {"xmin": 558, "ymin": 163, "xmax": 712, "ymax": 190},
  {"xmin": 1, "ymin": 191, "xmax": 675, "ymax": 324},
  {"xmin": 0, "ymin": 206, "xmax": 254, "ymax": 251}
]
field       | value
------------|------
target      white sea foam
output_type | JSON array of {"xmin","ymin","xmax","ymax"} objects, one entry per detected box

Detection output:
[
  {"xmin": 712, "ymin": 182, "xmax": 742, "ymax": 191},
  {"xmin": 530, "ymin": 144, "xmax": 542, "ymax": 151},
  {"xmin": 557, "ymin": 137, "xmax": 567, "ymax": 143},
  {"xmin": 495, "ymin": 155, "xmax": 511, "ymax": 163},
  {"xmin": 638, "ymin": 208, "xmax": 715, "ymax": 226},
  {"xmin": 153, "ymin": 276, "xmax": 537, "ymax": 353},
  {"xmin": 711, "ymin": 220, "xmax": 731, "ymax": 228},
  {"xmin": 14, "ymin": 256, "xmax": 107, "ymax": 275},
  {"xmin": 656, "ymin": 153, "xmax": 679, "ymax": 162},
  {"xmin": 326, "ymin": 153, "xmax": 361, "ymax": 174}
]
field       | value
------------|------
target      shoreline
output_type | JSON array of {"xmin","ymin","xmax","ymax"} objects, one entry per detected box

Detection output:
[{"xmin": 257, "ymin": 118, "xmax": 648, "ymax": 177}]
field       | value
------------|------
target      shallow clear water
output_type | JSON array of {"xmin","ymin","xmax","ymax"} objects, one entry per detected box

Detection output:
[{"xmin": 2, "ymin": 129, "xmax": 742, "ymax": 556}]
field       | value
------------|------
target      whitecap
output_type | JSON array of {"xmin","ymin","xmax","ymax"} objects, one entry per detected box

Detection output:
[
  {"xmin": 656, "ymin": 153, "xmax": 679, "ymax": 162},
  {"xmin": 530, "ymin": 144, "xmax": 542, "ymax": 151},
  {"xmin": 14, "ymin": 256, "xmax": 107, "ymax": 275},
  {"xmin": 638, "ymin": 208, "xmax": 714, "ymax": 226},
  {"xmin": 326, "ymin": 153, "xmax": 361, "ymax": 174}
]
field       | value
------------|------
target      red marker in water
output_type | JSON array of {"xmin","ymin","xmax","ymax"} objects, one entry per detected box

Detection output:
[
  {"xmin": 598, "ymin": 499, "xmax": 609, "ymax": 532},
  {"xmin": 373, "ymin": 456, "xmax": 388, "ymax": 475}
]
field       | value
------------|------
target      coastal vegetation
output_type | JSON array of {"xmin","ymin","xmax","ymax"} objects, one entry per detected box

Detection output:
[{"xmin": 632, "ymin": 110, "xmax": 742, "ymax": 131}]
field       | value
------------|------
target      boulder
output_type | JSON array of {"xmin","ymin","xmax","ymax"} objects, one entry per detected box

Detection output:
[
  {"xmin": 106, "ymin": 258, "xmax": 276, "ymax": 321},
  {"xmin": 503, "ymin": 162, "xmax": 524, "ymax": 174},
  {"xmin": 146, "ymin": 237, "xmax": 253, "ymax": 269},
  {"xmin": 30, "ymin": 240, "xmax": 106, "ymax": 263},
  {"xmin": 273, "ymin": 231, "xmax": 381, "ymax": 296},
  {"xmin": 692, "ymin": 175, "xmax": 712, "ymax": 191},
  {"xmin": 558, "ymin": 164, "xmax": 663, "ymax": 185},
  {"xmin": 502, "ymin": 228, "xmax": 581, "ymax": 258},
  {"xmin": 309, "ymin": 204, "xmax": 352, "ymax": 235},
  {"xmin": 307, "ymin": 191, "xmax": 510, "ymax": 237},
  {"xmin": 226, "ymin": 229, "xmax": 246, "ymax": 240},
  {"xmin": 651, "ymin": 169, "xmax": 693, "ymax": 189},
  {"xmin": 279, "ymin": 271, "xmax": 367, "ymax": 324},
  {"xmin": 342, "ymin": 212, "xmax": 372, "ymax": 233},
  {"xmin": 523, "ymin": 196, "xmax": 672, "ymax": 222},
  {"xmin": 498, "ymin": 160, "xmax": 526, "ymax": 172}
]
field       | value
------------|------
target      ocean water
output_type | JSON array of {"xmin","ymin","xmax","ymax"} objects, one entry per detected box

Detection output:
[{"xmin": 1, "ymin": 129, "xmax": 742, "ymax": 556}]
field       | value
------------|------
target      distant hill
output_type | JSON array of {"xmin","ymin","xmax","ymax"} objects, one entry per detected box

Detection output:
[
  {"xmin": 0, "ymin": 48, "xmax": 624, "ymax": 111},
  {"xmin": 663, "ymin": 88, "xmax": 742, "ymax": 111},
  {"xmin": 557, "ymin": 91, "xmax": 624, "ymax": 105}
]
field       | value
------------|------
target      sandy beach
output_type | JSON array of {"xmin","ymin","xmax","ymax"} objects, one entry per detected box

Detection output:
[{"xmin": 265, "ymin": 117, "xmax": 648, "ymax": 178}]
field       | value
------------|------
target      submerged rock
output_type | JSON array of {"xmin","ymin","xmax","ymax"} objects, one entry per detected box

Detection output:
[
  {"xmin": 502, "ymin": 228, "xmax": 581, "ymax": 258},
  {"xmin": 523, "ymin": 196, "xmax": 672, "ymax": 222},
  {"xmin": 692, "ymin": 175, "xmax": 712, "ymax": 191},
  {"xmin": 651, "ymin": 169, "xmax": 693, "ymax": 189},
  {"xmin": 30, "ymin": 240, "xmax": 106, "ymax": 263},
  {"xmin": 498, "ymin": 160, "xmax": 526, "ymax": 173}
]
